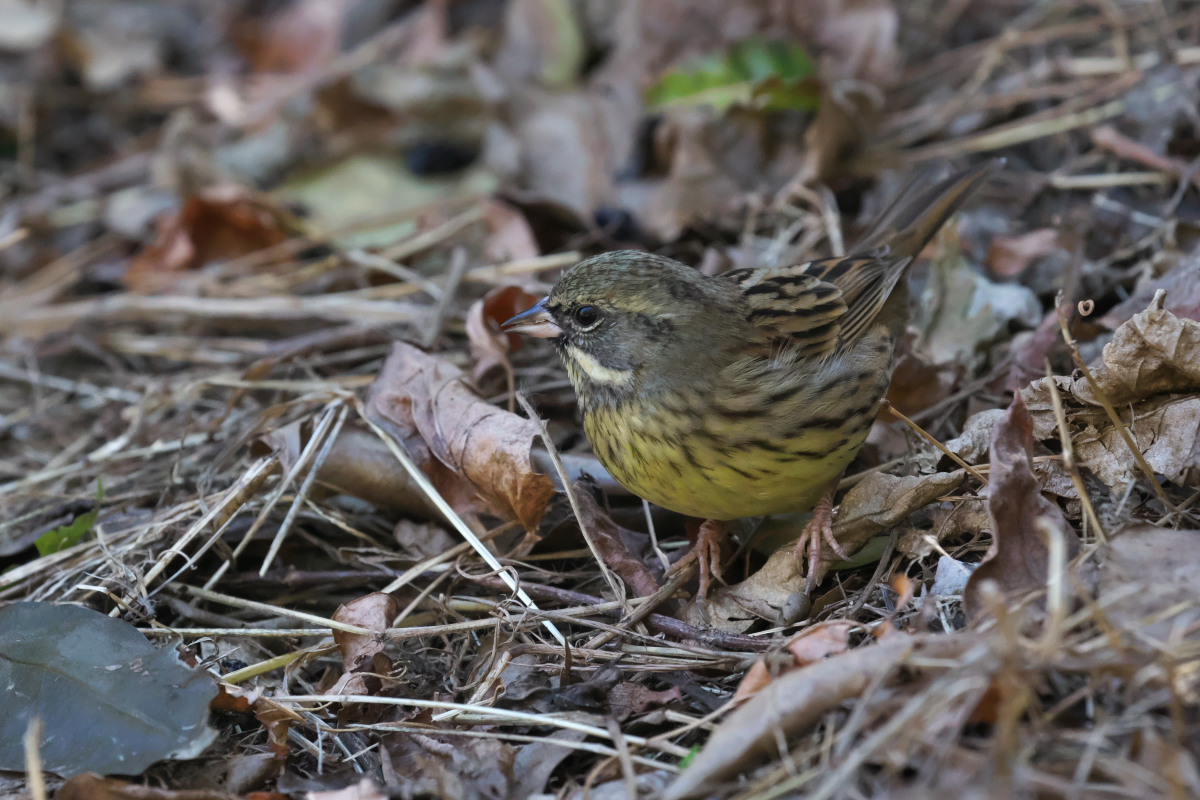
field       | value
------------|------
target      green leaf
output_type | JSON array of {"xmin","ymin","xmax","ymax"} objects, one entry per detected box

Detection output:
[
  {"xmin": 35, "ymin": 480, "xmax": 103, "ymax": 556},
  {"xmin": 0, "ymin": 602, "xmax": 217, "ymax": 776},
  {"xmin": 646, "ymin": 38, "xmax": 819, "ymax": 113},
  {"xmin": 679, "ymin": 744, "xmax": 703, "ymax": 769}
]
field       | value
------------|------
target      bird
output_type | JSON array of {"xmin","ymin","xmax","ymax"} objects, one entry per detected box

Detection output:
[{"xmin": 502, "ymin": 160, "xmax": 1001, "ymax": 604}]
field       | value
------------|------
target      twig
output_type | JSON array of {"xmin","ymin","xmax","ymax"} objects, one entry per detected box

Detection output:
[
  {"xmin": 516, "ymin": 392, "xmax": 631, "ymax": 612},
  {"xmin": 1042, "ymin": 363, "xmax": 1107, "ymax": 543},
  {"xmin": 884, "ymin": 401, "xmax": 989, "ymax": 486}
]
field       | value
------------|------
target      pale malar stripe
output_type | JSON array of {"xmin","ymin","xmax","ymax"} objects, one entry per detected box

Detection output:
[{"xmin": 566, "ymin": 346, "xmax": 634, "ymax": 386}]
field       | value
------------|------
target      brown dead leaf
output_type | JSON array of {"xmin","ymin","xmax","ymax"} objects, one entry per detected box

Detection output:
[
  {"xmin": 661, "ymin": 633, "xmax": 986, "ymax": 800},
  {"xmin": 466, "ymin": 284, "xmax": 544, "ymax": 383},
  {"xmin": 607, "ymin": 681, "xmax": 683, "ymax": 721},
  {"xmin": 125, "ymin": 185, "xmax": 290, "ymax": 292},
  {"xmin": 1074, "ymin": 292, "xmax": 1200, "ymax": 406},
  {"xmin": 1023, "ymin": 294, "xmax": 1200, "ymax": 492},
  {"xmin": 367, "ymin": 342, "xmax": 556, "ymax": 531},
  {"xmin": 964, "ymin": 395, "xmax": 1079, "ymax": 621},
  {"xmin": 732, "ymin": 659, "xmax": 774, "ymax": 702},
  {"xmin": 985, "ymin": 228, "xmax": 1060, "ymax": 279},
  {"xmin": 482, "ymin": 199, "xmax": 541, "ymax": 263},
  {"xmin": 212, "ymin": 684, "xmax": 301, "ymax": 760},
  {"xmin": 384, "ymin": 730, "xmax": 514, "ymax": 800},
  {"xmin": 1067, "ymin": 395, "xmax": 1200, "ymax": 491},
  {"xmin": 570, "ymin": 485, "xmax": 661, "ymax": 597},
  {"xmin": 333, "ymin": 593, "xmax": 398, "ymax": 675},
  {"xmin": 787, "ymin": 620, "xmax": 854, "ymax": 665},
  {"xmin": 329, "ymin": 593, "xmax": 399, "ymax": 718}
]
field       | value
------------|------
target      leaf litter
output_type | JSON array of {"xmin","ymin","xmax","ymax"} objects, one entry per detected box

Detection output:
[{"xmin": 1, "ymin": 1, "xmax": 1200, "ymax": 798}]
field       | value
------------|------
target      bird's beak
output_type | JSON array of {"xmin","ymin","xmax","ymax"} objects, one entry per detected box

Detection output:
[{"xmin": 501, "ymin": 297, "xmax": 562, "ymax": 339}]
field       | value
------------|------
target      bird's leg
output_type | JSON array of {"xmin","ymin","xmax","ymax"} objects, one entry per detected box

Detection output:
[
  {"xmin": 694, "ymin": 519, "xmax": 728, "ymax": 603},
  {"xmin": 792, "ymin": 488, "xmax": 847, "ymax": 592}
]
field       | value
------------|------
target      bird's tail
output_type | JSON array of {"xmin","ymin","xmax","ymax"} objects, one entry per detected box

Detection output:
[{"xmin": 852, "ymin": 158, "xmax": 1004, "ymax": 260}]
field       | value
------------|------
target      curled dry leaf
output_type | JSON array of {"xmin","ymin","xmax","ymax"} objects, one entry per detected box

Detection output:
[
  {"xmin": 125, "ymin": 185, "xmax": 290, "ymax": 292},
  {"xmin": 333, "ymin": 593, "xmax": 399, "ymax": 676},
  {"xmin": 570, "ymin": 484, "xmax": 661, "ymax": 597},
  {"xmin": 213, "ymin": 684, "xmax": 301, "ymax": 759},
  {"xmin": 367, "ymin": 342, "xmax": 556, "ymax": 531},
  {"xmin": 985, "ymin": 228, "xmax": 1060, "ymax": 279},
  {"xmin": 466, "ymin": 284, "xmax": 544, "ymax": 383},
  {"xmin": 964, "ymin": 394, "xmax": 1078, "ymax": 621},
  {"xmin": 1071, "ymin": 291, "xmax": 1200, "ymax": 406},
  {"xmin": 1024, "ymin": 293, "xmax": 1200, "ymax": 492},
  {"xmin": 661, "ymin": 633, "xmax": 987, "ymax": 800}
]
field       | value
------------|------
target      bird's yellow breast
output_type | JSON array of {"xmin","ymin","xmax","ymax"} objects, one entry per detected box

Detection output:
[{"xmin": 582, "ymin": 400, "xmax": 868, "ymax": 522}]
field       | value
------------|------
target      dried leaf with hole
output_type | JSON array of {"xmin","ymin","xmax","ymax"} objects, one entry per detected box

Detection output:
[
  {"xmin": 367, "ymin": 342, "xmax": 556, "ymax": 531},
  {"xmin": 964, "ymin": 395, "xmax": 1078, "ymax": 621}
]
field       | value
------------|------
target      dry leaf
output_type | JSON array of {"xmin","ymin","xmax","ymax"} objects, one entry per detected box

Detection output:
[
  {"xmin": 1073, "ymin": 292, "xmax": 1200, "ymax": 406},
  {"xmin": 330, "ymin": 593, "xmax": 398, "ymax": 699},
  {"xmin": 570, "ymin": 485, "xmax": 661, "ymax": 597},
  {"xmin": 367, "ymin": 342, "xmax": 556, "ymax": 531},
  {"xmin": 985, "ymin": 228, "xmax": 1060, "ymax": 278},
  {"xmin": 466, "ymin": 284, "xmax": 543, "ymax": 383},
  {"xmin": 786, "ymin": 620, "xmax": 853, "ymax": 665},
  {"xmin": 731, "ymin": 659, "xmax": 774, "ymax": 702},
  {"xmin": 125, "ymin": 185, "xmax": 290, "ymax": 292},
  {"xmin": 482, "ymin": 199, "xmax": 541, "ymax": 263},
  {"xmin": 964, "ymin": 395, "xmax": 1078, "ymax": 620},
  {"xmin": 1023, "ymin": 293, "xmax": 1200, "ymax": 492}
]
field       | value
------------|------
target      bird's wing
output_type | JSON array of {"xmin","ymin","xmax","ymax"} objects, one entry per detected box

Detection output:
[{"xmin": 721, "ymin": 254, "xmax": 908, "ymax": 358}]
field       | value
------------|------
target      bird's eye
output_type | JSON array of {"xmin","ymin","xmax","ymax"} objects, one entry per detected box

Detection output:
[{"xmin": 573, "ymin": 305, "xmax": 602, "ymax": 330}]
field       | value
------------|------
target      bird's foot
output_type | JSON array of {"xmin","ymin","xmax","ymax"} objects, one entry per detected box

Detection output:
[
  {"xmin": 694, "ymin": 519, "xmax": 728, "ymax": 605},
  {"xmin": 792, "ymin": 491, "xmax": 846, "ymax": 593}
]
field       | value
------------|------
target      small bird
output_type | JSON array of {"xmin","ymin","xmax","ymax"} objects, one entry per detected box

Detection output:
[{"xmin": 503, "ymin": 161, "xmax": 1000, "ymax": 602}]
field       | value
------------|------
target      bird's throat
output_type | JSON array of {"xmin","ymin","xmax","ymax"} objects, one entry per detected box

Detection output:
[{"xmin": 564, "ymin": 345, "xmax": 635, "ymax": 388}]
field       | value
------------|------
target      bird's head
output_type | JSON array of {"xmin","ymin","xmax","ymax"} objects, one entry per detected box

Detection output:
[{"xmin": 502, "ymin": 251, "xmax": 743, "ymax": 406}]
